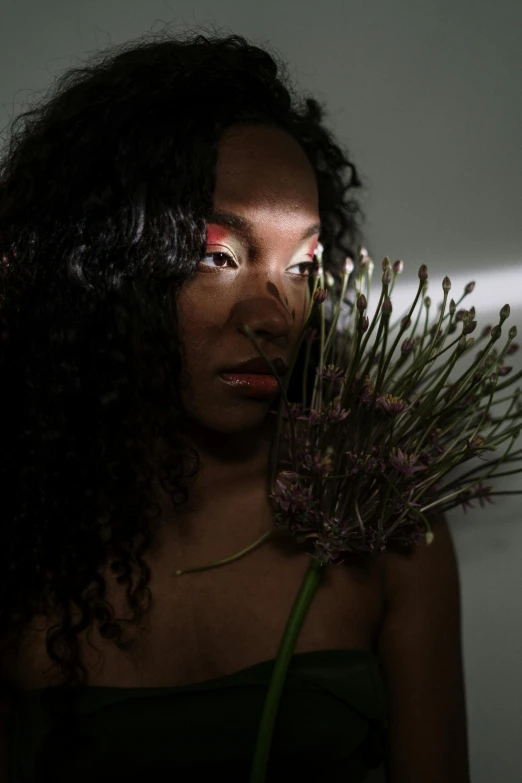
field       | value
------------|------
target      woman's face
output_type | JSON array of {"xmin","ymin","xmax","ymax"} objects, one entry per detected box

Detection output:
[{"xmin": 176, "ymin": 123, "xmax": 321, "ymax": 436}]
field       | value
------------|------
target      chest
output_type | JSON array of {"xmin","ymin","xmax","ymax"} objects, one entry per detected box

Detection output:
[{"xmin": 5, "ymin": 530, "xmax": 386, "ymax": 692}]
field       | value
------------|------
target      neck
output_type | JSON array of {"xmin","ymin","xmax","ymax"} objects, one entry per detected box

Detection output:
[{"xmin": 153, "ymin": 411, "xmax": 282, "ymax": 547}]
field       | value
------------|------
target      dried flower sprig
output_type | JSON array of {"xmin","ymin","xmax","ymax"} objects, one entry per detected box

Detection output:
[{"xmin": 245, "ymin": 244, "xmax": 522, "ymax": 782}]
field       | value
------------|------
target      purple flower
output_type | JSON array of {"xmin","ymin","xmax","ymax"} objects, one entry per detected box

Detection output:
[
  {"xmin": 474, "ymin": 481, "xmax": 495, "ymax": 508},
  {"xmin": 296, "ymin": 407, "xmax": 322, "ymax": 425},
  {"xmin": 376, "ymin": 394, "xmax": 409, "ymax": 414},
  {"xmin": 316, "ymin": 364, "xmax": 346, "ymax": 383},
  {"xmin": 323, "ymin": 396, "xmax": 351, "ymax": 423},
  {"xmin": 344, "ymin": 449, "xmax": 384, "ymax": 475},
  {"xmin": 466, "ymin": 436, "xmax": 493, "ymax": 458},
  {"xmin": 389, "ymin": 448, "xmax": 428, "ymax": 478},
  {"xmin": 303, "ymin": 449, "xmax": 334, "ymax": 478},
  {"xmin": 458, "ymin": 482, "xmax": 494, "ymax": 513},
  {"xmin": 355, "ymin": 373, "xmax": 376, "ymax": 404},
  {"xmin": 270, "ymin": 479, "xmax": 316, "ymax": 514}
]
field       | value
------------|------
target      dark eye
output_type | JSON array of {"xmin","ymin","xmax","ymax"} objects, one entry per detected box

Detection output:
[
  {"xmin": 288, "ymin": 261, "xmax": 315, "ymax": 279},
  {"xmin": 199, "ymin": 252, "xmax": 236, "ymax": 269}
]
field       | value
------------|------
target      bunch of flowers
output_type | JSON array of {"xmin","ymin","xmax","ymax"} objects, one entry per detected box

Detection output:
[{"xmin": 243, "ymin": 243, "xmax": 522, "ymax": 782}]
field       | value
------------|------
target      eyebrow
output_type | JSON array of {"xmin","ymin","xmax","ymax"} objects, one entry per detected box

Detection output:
[{"xmin": 206, "ymin": 209, "xmax": 321, "ymax": 242}]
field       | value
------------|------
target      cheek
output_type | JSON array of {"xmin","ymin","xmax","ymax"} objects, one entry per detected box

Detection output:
[
  {"xmin": 176, "ymin": 292, "xmax": 224, "ymax": 362},
  {"xmin": 176, "ymin": 290, "xmax": 208, "ymax": 351}
]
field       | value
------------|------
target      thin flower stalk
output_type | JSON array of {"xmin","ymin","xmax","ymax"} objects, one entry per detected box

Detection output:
[{"xmin": 437, "ymin": 449, "xmax": 522, "ymax": 492}]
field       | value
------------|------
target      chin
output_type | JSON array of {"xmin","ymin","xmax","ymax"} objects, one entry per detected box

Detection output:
[
  {"xmin": 212, "ymin": 408, "xmax": 277, "ymax": 434},
  {"xmin": 183, "ymin": 398, "xmax": 277, "ymax": 434}
]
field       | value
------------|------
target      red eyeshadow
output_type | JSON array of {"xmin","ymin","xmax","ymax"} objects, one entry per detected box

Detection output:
[
  {"xmin": 308, "ymin": 237, "xmax": 319, "ymax": 257},
  {"xmin": 206, "ymin": 224, "xmax": 228, "ymax": 244}
]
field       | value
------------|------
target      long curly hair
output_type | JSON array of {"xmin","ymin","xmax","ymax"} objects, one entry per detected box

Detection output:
[{"xmin": 0, "ymin": 28, "xmax": 369, "ymax": 688}]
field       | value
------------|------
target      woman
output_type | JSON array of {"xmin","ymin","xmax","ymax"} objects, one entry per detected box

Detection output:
[{"xmin": 0, "ymin": 29, "xmax": 470, "ymax": 781}]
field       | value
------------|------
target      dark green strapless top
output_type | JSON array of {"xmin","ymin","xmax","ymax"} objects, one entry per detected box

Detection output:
[{"xmin": 9, "ymin": 648, "xmax": 388, "ymax": 782}]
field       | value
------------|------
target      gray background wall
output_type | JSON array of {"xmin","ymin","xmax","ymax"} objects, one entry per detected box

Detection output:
[{"xmin": 1, "ymin": 2, "xmax": 521, "ymax": 781}]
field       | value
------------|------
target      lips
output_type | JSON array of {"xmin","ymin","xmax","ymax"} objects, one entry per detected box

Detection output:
[{"xmin": 220, "ymin": 356, "xmax": 288, "ymax": 376}]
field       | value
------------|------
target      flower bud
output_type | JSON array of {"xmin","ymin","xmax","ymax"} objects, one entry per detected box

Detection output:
[
  {"xmin": 498, "ymin": 366, "xmax": 512, "ymax": 376},
  {"xmin": 465, "ymin": 281, "xmax": 475, "ymax": 294},
  {"xmin": 509, "ymin": 325, "xmax": 517, "ymax": 339},
  {"xmin": 382, "ymin": 296, "xmax": 392, "ymax": 315},
  {"xmin": 357, "ymin": 293, "xmax": 367, "ymax": 312},
  {"xmin": 424, "ymin": 296, "xmax": 431, "ymax": 308},
  {"xmin": 507, "ymin": 342, "xmax": 519, "ymax": 355},
  {"xmin": 382, "ymin": 267, "xmax": 391, "ymax": 285},
  {"xmin": 442, "ymin": 276, "xmax": 451, "ymax": 292},
  {"xmin": 491, "ymin": 324, "xmax": 502, "ymax": 341},
  {"xmin": 456, "ymin": 309, "xmax": 468, "ymax": 322},
  {"xmin": 325, "ymin": 271, "xmax": 335, "ymax": 287},
  {"xmin": 481, "ymin": 325, "xmax": 492, "ymax": 337},
  {"xmin": 313, "ymin": 287, "xmax": 327, "ymax": 304},
  {"xmin": 344, "ymin": 257, "xmax": 354, "ymax": 275},
  {"xmin": 400, "ymin": 315, "xmax": 411, "ymax": 330},
  {"xmin": 500, "ymin": 304, "xmax": 510, "ymax": 322},
  {"xmin": 449, "ymin": 299, "xmax": 456, "ymax": 315},
  {"xmin": 418, "ymin": 264, "xmax": 428, "ymax": 281},
  {"xmin": 463, "ymin": 320, "xmax": 477, "ymax": 335},
  {"xmin": 458, "ymin": 335, "xmax": 468, "ymax": 351},
  {"xmin": 361, "ymin": 315, "xmax": 369, "ymax": 333},
  {"xmin": 393, "ymin": 259, "xmax": 404, "ymax": 274},
  {"xmin": 315, "ymin": 242, "xmax": 324, "ymax": 262},
  {"xmin": 382, "ymin": 256, "xmax": 391, "ymax": 271},
  {"xmin": 401, "ymin": 338, "xmax": 414, "ymax": 355}
]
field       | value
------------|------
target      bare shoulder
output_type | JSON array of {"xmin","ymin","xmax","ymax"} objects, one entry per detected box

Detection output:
[
  {"xmin": 376, "ymin": 514, "xmax": 471, "ymax": 782},
  {"xmin": 380, "ymin": 513, "xmax": 461, "ymax": 603}
]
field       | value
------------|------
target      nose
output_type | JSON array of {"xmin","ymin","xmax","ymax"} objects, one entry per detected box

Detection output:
[
  {"xmin": 230, "ymin": 293, "xmax": 293, "ymax": 343},
  {"xmin": 229, "ymin": 261, "xmax": 311, "ymax": 344}
]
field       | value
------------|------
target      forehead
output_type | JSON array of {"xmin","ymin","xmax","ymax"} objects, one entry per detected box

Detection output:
[{"xmin": 214, "ymin": 124, "xmax": 319, "ymax": 211}]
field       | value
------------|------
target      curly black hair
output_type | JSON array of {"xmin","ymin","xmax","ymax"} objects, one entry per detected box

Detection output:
[{"xmin": 0, "ymin": 28, "xmax": 369, "ymax": 688}]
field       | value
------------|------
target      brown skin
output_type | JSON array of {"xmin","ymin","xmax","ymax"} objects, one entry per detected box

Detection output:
[{"xmin": 159, "ymin": 123, "xmax": 320, "ymax": 548}]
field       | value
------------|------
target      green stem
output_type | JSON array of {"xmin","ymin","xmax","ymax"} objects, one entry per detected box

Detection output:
[
  {"xmin": 323, "ymin": 267, "xmax": 351, "ymax": 362},
  {"xmin": 249, "ymin": 556, "xmax": 326, "ymax": 782}
]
